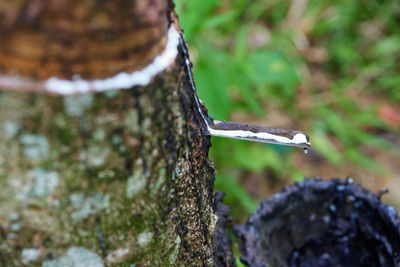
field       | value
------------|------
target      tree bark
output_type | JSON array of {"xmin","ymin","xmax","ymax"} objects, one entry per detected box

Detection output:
[{"xmin": 0, "ymin": 1, "xmax": 233, "ymax": 266}]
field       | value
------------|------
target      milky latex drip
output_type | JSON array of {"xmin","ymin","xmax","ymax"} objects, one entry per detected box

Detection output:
[
  {"xmin": 208, "ymin": 124, "xmax": 310, "ymax": 148},
  {"xmin": 43, "ymin": 25, "xmax": 180, "ymax": 94},
  {"xmin": 179, "ymin": 38, "xmax": 311, "ymax": 150}
]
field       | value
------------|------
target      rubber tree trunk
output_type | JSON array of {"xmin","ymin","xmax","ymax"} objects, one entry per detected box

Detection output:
[{"xmin": 0, "ymin": 1, "xmax": 233, "ymax": 266}]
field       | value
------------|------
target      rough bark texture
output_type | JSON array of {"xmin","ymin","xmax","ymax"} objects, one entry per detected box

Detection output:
[
  {"xmin": 0, "ymin": 0, "xmax": 168, "ymax": 80},
  {"xmin": 0, "ymin": 0, "xmax": 234, "ymax": 266},
  {"xmin": 213, "ymin": 192, "xmax": 236, "ymax": 266}
]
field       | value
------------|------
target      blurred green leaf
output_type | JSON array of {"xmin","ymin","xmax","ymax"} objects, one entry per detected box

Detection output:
[
  {"xmin": 234, "ymin": 26, "xmax": 249, "ymax": 59},
  {"xmin": 248, "ymin": 51, "xmax": 299, "ymax": 86},
  {"xmin": 377, "ymin": 75, "xmax": 400, "ymax": 101},
  {"xmin": 176, "ymin": 0, "xmax": 219, "ymax": 40},
  {"xmin": 290, "ymin": 168, "xmax": 305, "ymax": 182},
  {"xmin": 350, "ymin": 128, "xmax": 394, "ymax": 152},
  {"xmin": 231, "ymin": 63, "xmax": 266, "ymax": 118},
  {"xmin": 350, "ymin": 109, "xmax": 386, "ymax": 128},
  {"xmin": 203, "ymin": 10, "xmax": 240, "ymax": 29},
  {"xmin": 215, "ymin": 173, "xmax": 258, "ymax": 213},
  {"xmin": 310, "ymin": 128, "xmax": 343, "ymax": 166},
  {"xmin": 316, "ymin": 107, "xmax": 351, "ymax": 145},
  {"xmin": 232, "ymin": 143, "xmax": 284, "ymax": 174},
  {"xmin": 195, "ymin": 46, "xmax": 231, "ymax": 119},
  {"xmin": 345, "ymin": 148, "xmax": 388, "ymax": 175},
  {"xmin": 372, "ymin": 36, "xmax": 400, "ymax": 57}
]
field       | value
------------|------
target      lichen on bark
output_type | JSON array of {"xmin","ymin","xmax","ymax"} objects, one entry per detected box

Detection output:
[{"xmin": 0, "ymin": 57, "xmax": 222, "ymax": 266}]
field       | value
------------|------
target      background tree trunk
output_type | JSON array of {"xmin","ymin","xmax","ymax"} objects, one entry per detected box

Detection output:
[{"xmin": 0, "ymin": 0, "xmax": 233, "ymax": 266}]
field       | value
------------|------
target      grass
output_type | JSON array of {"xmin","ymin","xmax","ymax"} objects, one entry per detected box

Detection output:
[{"xmin": 175, "ymin": 0, "xmax": 400, "ymax": 224}]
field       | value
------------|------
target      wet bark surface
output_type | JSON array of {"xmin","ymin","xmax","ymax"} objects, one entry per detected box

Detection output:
[{"xmin": 236, "ymin": 178, "xmax": 400, "ymax": 267}]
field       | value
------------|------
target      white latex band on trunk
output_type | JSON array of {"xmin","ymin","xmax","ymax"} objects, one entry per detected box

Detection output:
[{"xmin": 43, "ymin": 25, "xmax": 180, "ymax": 95}]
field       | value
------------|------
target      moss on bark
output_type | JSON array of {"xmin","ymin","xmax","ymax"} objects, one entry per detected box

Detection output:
[{"xmin": 0, "ymin": 57, "xmax": 221, "ymax": 265}]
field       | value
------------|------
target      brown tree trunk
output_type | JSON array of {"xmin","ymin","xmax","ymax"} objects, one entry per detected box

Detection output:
[{"xmin": 0, "ymin": 1, "xmax": 234, "ymax": 266}]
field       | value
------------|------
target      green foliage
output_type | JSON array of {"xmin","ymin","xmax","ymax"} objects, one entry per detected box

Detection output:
[
  {"xmin": 175, "ymin": 0, "xmax": 399, "ymax": 221},
  {"xmin": 215, "ymin": 173, "xmax": 258, "ymax": 215}
]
